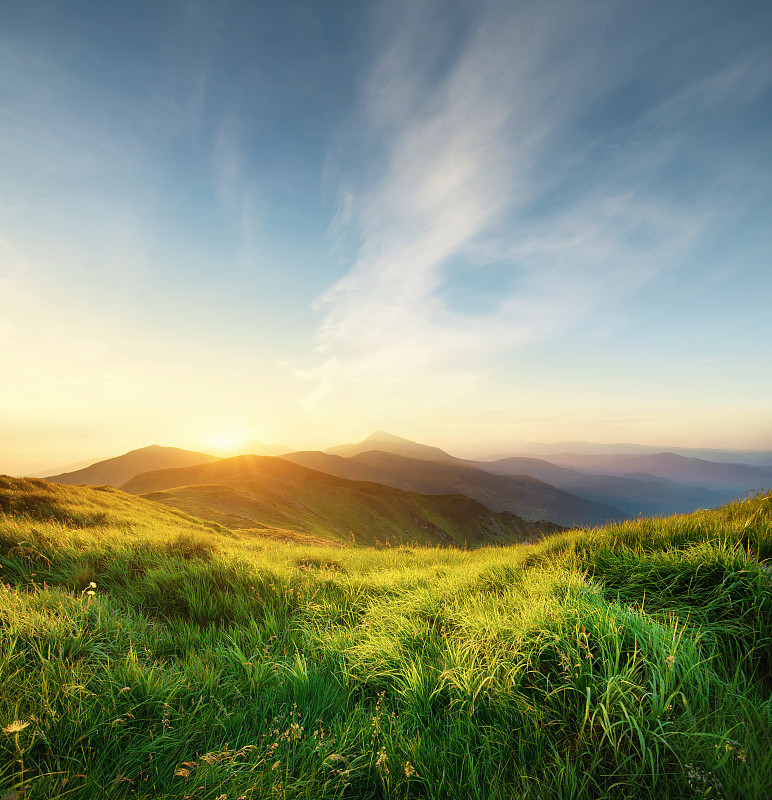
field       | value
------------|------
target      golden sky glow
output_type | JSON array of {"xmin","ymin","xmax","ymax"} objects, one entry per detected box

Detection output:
[{"xmin": 2, "ymin": 0, "xmax": 772, "ymax": 475}]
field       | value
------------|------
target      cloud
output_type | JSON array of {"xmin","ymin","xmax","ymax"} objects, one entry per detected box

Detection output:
[
  {"xmin": 301, "ymin": 0, "xmax": 769, "ymax": 416},
  {"xmin": 212, "ymin": 110, "xmax": 263, "ymax": 273},
  {"xmin": 304, "ymin": 3, "xmax": 560, "ymax": 404}
]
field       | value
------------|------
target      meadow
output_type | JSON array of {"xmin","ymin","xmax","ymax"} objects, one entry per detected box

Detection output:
[{"xmin": 1, "ymin": 476, "xmax": 771, "ymax": 799}]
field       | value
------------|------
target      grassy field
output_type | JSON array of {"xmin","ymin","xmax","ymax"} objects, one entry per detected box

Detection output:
[{"xmin": 1, "ymin": 476, "xmax": 771, "ymax": 799}]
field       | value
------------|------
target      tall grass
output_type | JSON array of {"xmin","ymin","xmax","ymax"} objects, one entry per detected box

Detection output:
[{"xmin": 1, "ymin": 478, "xmax": 770, "ymax": 798}]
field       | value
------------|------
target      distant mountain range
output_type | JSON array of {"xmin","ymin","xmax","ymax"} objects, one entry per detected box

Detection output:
[
  {"xmin": 35, "ymin": 430, "xmax": 772, "ymax": 532},
  {"xmin": 313, "ymin": 430, "xmax": 765, "ymax": 517},
  {"xmin": 477, "ymin": 456, "xmax": 736, "ymax": 516},
  {"xmin": 121, "ymin": 455, "xmax": 560, "ymax": 547},
  {"xmin": 466, "ymin": 439, "xmax": 772, "ymax": 467},
  {"xmin": 28, "ymin": 456, "xmax": 108, "ymax": 477},
  {"xmin": 533, "ymin": 452, "xmax": 772, "ymax": 494},
  {"xmin": 283, "ymin": 449, "xmax": 625, "ymax": 527}
]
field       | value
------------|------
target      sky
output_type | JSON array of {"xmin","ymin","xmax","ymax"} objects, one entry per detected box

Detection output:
[{"xmin": 2, "ymin": 0, "xmax": 772, "ymax": 474}]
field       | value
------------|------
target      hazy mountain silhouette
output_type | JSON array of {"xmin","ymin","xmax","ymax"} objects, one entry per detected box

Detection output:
[
  {"xmin": 314, "ymin": 431, "xmax": 758, "ymax": 516},
  {"xmin": 28, "ymin": 456, "xmax": 106, "ymax": 478},
  {"xmin": 45, "ymin": 445, "xmax": 220, "ymax": 488},
  {"xmin": 535, "ymin": 452, "xmax": 772, "ymax": 494},
  {"xmin": 468, "ymin": 440, "xmax": 772, "ymax": 466},
  {"xmin": 121, "ymin": 455, "xmax": 560, "ymax": 546},
  {"xmin": 40, "ymin": 432, "xmax": 767, "ymax": 527},
  {"xmin": 477, "ymin": 456, "xmax": 731, "ymax": 516},
  {"xmin": 325, "ymin": 430, "xmax": 458, "ymax": 462}
]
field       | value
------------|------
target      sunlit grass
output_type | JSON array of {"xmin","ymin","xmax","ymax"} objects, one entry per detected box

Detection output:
[{"xmin": 1, "ymin": 477, "xmax": 771, "ymax": 798}]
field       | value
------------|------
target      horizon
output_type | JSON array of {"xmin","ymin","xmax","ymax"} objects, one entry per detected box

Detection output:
[
  {"xmin": 3, "ymin": 0, "xmax": 771, "ymax": 475},
  {"xmin": 8, "ymin": 423, "xmax": 772, "ymax": 477},
  {"xmin": 11, "ymin": 428, "xmax": 772, "ymax": 479}
]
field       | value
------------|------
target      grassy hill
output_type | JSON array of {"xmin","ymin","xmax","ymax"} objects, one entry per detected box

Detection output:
[
  {"xmin": 282, "ymin": 449, "xmax": 627, "ymax": 526},
  {"xmin": 1, "ymin": 476, "xmax": 771, "ymax": 799},
  {"xmin": 121, "ymin": 455, "xmax": 556, "ymax": 547}
]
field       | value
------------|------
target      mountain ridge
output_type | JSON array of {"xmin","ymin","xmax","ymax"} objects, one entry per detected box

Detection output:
[
  {"xmin": 36, "ymin": 431, "xmax": 770, "ymax": 527},
  {"xmin": 463, "ymin": 440, "xmax": 772, "ymax": 466},
  {"xmin": 477, "ymin": 455, "xmax": 735, "ymax": 516},
  {"xmin": 536, "ymin": 452, "xmax": 772, "ymax": 493},
  {"xmin": 325, "ymin": 430, "xmax": 458, "ymax": 462},
  {"xmin": 45, "ymin": 445, "xmax": 221, "ymax": 488},
  {"xmin": 281, "ymin": 449, "xmax": 627, "ymax": 527}
]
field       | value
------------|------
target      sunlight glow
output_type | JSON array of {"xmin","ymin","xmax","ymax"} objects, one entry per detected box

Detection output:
[{"xmin": 203, "ymin": 428, "xmax": 251, "ymax": 454}]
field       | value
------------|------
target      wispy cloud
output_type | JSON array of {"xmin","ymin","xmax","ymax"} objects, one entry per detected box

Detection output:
[
  {"xmin": 301, "ymin": 0, "xmax": 769, "ymax": 417},
  {"xmin": 679, "ymin": 355, "xmax": 721, "ymax": 373},
  {"xmin": 212, "ymin": 110, "xmax": 263, "ymax": 274}
]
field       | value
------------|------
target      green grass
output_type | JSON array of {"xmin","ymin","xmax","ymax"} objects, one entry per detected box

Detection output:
[{"xmin": 1, "ymin": 476, "xmax": 771, "ymax": 798}]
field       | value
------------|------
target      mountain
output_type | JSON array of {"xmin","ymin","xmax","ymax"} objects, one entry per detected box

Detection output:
[
  {"xmin": 27, "ymin": 456, "xmax": 107, "ymax": 477},
  {"xmin": 280, "ymin": 449, "xmax": 626, "ymax": 527},
  {"xmin": 659, "ymin": 448, "xmax": 772, "ymax": 467},
  {"xmin": 315, "ymin": 432, "xmax": 739, "ymax": 517},
  {"xmin": 45, "ymin": 445, "xmax": 221, "ymax": 487},
  {"xmin": 476, "ymin": 456, "xmax": 731, "ymax": 517},
  {"xmin": 325, "ymin": 430, "xmax": 457, "ymax": 462},
  {"xmin": 121, "ymin": 455, "xmax": 560, "ymax": 547},
  {"xmin": 535, "ymin": 452, "xmax": 772, "ymax": 495},
  {"xmin": 465, "ymin": 440, "xmax": 772, "ymax": 467},
  {"xmin": 241, "ymin": 439, "xmax": 293, "ymax": 456}
]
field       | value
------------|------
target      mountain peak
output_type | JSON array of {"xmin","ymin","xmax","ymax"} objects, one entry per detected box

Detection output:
[
  {"xmin": 326, "ymin": 431, "xmax": 458, "ymax": 463},
  {"xmin": 365, "ymin": 430, "xmax": 410, "ymax": 443}
]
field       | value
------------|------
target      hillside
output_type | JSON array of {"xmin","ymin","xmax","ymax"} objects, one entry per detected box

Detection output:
[
  {"xmin": 122, "ymin": 455, "xmax": 559, "ymax": 547},
  {"xmin": 281, "ymin": 449, "xmax": 627, "ymax": 526},
  {"xmin": 1, "ymin": 476, "xmax": 770, "ymax": 799},
  {"xmin": 44, "ymin": 444, "xmax": 220, "ymax": 487},
  {"xmin": 0, "ymin": 474, "xmax": 232, "ymax": 539}
]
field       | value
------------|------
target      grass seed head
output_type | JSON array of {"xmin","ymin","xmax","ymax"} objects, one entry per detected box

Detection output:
[{"xmin": 3, "ymin": 720, "xmax": 30, "ymax": 735}]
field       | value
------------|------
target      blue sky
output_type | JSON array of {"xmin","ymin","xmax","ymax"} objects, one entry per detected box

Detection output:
[{"xmin": 2, "ymin": 0, "xmax": 771, "ymax": 472}]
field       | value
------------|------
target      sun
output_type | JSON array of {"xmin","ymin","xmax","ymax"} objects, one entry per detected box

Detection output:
[{"xmin": 203, "ymin": 427, "xmax": 251, "ymax": 454}]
